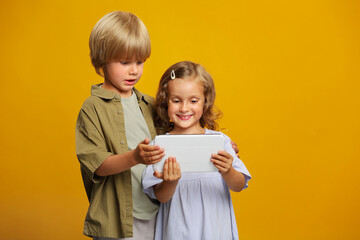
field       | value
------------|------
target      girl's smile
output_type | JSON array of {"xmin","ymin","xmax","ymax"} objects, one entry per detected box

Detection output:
[{"xmin": 177, "ymin": 114, "xmax": 192, "ymax": 120}]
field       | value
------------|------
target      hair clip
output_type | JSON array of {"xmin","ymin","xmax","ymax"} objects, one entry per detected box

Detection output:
[{"xmin": 170, "ymin": 70, "xmax": 176, "ymax": 80}]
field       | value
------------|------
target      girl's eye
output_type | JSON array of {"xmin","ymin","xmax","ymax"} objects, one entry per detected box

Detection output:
[
  {"xmin": 172, "ymin": 99, "xmax": 180, "ymax": 103},
  {"xmin": 191, "ymin": 99, "xmax": 199, "ymax": 103}
]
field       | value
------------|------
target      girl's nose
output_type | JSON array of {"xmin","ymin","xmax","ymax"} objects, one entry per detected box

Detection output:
[{"xmin": 180, "ymin": 103, "xmax": 189, "ymax": 112}]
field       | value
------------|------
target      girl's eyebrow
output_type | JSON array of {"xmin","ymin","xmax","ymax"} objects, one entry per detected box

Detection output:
[{"xmin": 169, "ymin": 95, "xmax": 201, "ymax": 99}]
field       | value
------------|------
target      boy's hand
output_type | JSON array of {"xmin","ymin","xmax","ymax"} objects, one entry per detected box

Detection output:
[
  {"xmin": 231, "ymin": 141, "xmax": 239, "ymax": 157},
  {"xmin": 211, "ymin": 150, "xmax": 234, "ymax": 175},
  {"xmin": 154, "ymin": 157, "xmax": 181, "ymax": 182},
  {"xmin": 134, "ymin": 138, "xmax": 164, "ymax": 165}
]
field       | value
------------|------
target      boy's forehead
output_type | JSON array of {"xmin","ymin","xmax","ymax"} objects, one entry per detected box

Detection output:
[{"xmin": 114, "ymin": 55, "xmax": 146, "ymax": 61}]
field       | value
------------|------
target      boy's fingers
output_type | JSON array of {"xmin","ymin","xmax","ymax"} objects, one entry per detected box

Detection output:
[
  {"xmin": 143, "ymin": 147, "xmax": 164, "ymax": 160},
  {"xmin": 140, "ymin": 137, "xmax": 150, "ymax": 145},
  {"xmin": 231, "ymin": 141, "xmax": 239, "ymax": 153},
  {"xmin": 148, "ymin": 158, "xmax": 162, "ymax": 165},
  {"xmin": 142, "ymin": 144, "xmax": 160, "ymax": 152}
]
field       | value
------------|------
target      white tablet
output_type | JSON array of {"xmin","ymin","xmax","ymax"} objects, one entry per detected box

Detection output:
[{"xmin": 152, "ymin": 134, "xmax": 225, "ymax": 172}]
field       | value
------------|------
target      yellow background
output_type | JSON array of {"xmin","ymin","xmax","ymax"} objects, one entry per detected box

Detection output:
[{"xmin": 1, "ymin": 0, "xmax": 359, "ymax": 239}]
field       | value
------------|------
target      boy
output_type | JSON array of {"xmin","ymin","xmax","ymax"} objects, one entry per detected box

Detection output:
[{"xmin": 75, "ymin": 11, "xmax": 164, "ymax": 239}]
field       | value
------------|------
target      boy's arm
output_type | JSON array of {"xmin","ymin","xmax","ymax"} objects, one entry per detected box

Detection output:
[
  {"xmin": 76, "ymin": 106, "xmax": 164, "ymax": 178},
  {"xmin": 95, "ymin": 138, "xmax": 164, "ymax": 176},
  {"xmin": 153, "ymin": 157, "xmax": 181, "ymax": 203}
]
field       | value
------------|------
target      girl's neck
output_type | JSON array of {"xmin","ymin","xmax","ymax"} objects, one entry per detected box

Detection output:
[{"xmin": 169, "ymin": 127, "xmax": 206, "ymax": 135}]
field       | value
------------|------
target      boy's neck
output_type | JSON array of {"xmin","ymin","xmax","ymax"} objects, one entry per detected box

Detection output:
[{"xmin": 101, "ymin": 81, "xmax": 134, "ymax": 98}]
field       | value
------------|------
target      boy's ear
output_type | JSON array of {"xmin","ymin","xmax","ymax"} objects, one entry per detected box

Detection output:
[{"xmin": 99, "ymin": 67, "xmax": 105, "ymax": 78}]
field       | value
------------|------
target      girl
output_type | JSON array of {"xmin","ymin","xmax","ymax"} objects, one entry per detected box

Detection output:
[{"xmin": 142, "ymin": 61, "xmax": 251, "ymax": 240}]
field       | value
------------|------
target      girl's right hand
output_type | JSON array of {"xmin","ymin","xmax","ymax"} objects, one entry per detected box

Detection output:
[{"xmin": 154, "ymin": 157, "xmax": 181, "ymax": 182}]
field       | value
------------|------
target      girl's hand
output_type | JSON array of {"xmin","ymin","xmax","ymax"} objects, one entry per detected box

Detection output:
[
  {"xmin": 154, "ymin": 157, "xmax": 181, "ymax": 182},
  {"xmin": 211, "ymin": 150, "xmax": 233, "ymax": 175}
]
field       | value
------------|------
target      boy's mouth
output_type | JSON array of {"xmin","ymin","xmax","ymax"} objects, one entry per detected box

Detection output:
[{"xmin": 124, "ymin": 79, "xmax": 136, "ymax": 85}]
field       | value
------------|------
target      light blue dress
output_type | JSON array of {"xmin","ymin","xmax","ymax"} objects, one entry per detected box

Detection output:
[{"xmin": 142, "ymin": 129, "xmax": 251, "ymax": 240}]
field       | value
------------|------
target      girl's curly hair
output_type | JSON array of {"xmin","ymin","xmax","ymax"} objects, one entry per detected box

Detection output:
[{"xmin": 155, "ymin": 61, "xmax": 222, "ymax": 134}]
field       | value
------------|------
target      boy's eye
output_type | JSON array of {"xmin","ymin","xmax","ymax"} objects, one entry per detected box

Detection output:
[
  {"xmin": 137, "ymin": 61, "xmax": 144, "ymax": 65},
  {"xmin": 120, "ymin": 61, "xmax": 129, "ymax": 65}
]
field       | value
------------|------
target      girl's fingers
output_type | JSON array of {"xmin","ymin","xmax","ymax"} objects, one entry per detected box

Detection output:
[
  {"xmin": 168, "ymin": 157, "xmax": 174, "ymax": 175},
  {"xmin": 173, "ymin": 158, "xmax": 180, "ymax": 176},
  {"xmin": 211, "ymin": 158, "xmax": 228, "ymax": 168},
  {"xmin": 164, "ymin": 157, "xmax": 181, "ymax": 181},
  {"xmin": 217, "ymin": 150, "xmax": 232, "ymax": 159},
  {"xmin": 212, "ymin": 158, "xmax": 231, "ymax": 174},
  {"xmin": 163, "ymin": 159, "xmax": 168, "ymax": 171},
  {"xmin": 175, "ymin": 160, "xmax": 181, "ymax": 174},
  {"xmin": 212, "ymin": 155, "xmax": 230, "ymax": 165},
  {"xmin": 153, "ymin": 170, "xmax": 163, "ymax": 179},
  {"xmin": 162, "ymin": 157, "xmax": 173, "ymax": 180},
  {"xmin": 214, "ymin": 164, "xmax": 226, "ymax": 172}
]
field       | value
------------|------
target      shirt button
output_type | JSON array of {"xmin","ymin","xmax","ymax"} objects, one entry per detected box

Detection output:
[
  {"xmin": 120, "ymin": 140, "xmax": 125, "ymax": 144},
  {"xmin": 118, "ymin": 110, "xmax": 122, "ymax": 114},
  {"xmin": 126, "ymin": 207, "xmax": 130, "ymax": 211}
]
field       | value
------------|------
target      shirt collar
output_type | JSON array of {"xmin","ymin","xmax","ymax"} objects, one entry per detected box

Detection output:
[{"xmin": 91, "ymin": 84, "xmax": 150, "ymax": 104}]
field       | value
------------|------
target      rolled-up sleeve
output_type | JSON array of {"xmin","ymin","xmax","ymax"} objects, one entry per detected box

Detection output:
[
  {"xmin": 75, "ymin": 108, "xmax": 112, "ymax": 183},
  {"xmin": 142, "ymin": 165, "xmax": 162, "ymax": 200},
  {"xmin": 223, "ymin": 133, "xmax": 252, "ymax": 190}
]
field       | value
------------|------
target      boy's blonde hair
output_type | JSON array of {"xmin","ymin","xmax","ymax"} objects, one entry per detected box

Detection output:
[
  {"xmin": 155, "ymin": 61, "xmax": 222, "ymax": 134},
  {"xmin": 89, "ymin": 11, "xmax": 151, "ymax": 76}
]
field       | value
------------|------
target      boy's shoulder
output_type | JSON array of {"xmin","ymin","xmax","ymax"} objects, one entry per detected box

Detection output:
[
  {"xmin": 82, "ymin": 94, "xmax": 103, "ymax": 106},
  {"xmin": 133, "ymin": 88, "xmax": 154, "ymax": 105},
  {"xmin": 80, "ymin": 86, "xmax": 155, "ymax": 111},
  {"xmin": 79, "ymin": 84, "xmax": 114, "ymax": 111}
]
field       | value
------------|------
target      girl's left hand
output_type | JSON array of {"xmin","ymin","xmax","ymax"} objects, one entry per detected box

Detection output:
[
  {"xmin": 153, "ymin": 157, "xmax": 181, "ymax": 182},
  {"xmin": 211, "ymin": 150, "xmax": 233, "ymax": 175}
]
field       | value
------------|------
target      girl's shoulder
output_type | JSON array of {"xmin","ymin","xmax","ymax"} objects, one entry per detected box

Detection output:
[{"xmin": 204, "ymin": 129, "xmax": 231, "ymax": 142}]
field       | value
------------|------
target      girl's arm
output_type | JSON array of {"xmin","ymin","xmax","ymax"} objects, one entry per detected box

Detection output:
[
  {"xmin": 153, "ymin": 157, "xmax": 181, "ymax": 203},
  {"xmin": 211, "ymin": 150, "xmax": 245, "ymax": 192}
]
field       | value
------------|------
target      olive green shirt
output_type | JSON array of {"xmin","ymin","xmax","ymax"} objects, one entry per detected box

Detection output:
[{"xmin": 75, "ymin": 84, "xmax": 157, "ymax": 238}]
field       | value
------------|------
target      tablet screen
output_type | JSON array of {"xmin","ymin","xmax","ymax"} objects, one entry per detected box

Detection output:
[{"xmin": 152, "ymin": 134, "xmax": 224, "ymax": 172}]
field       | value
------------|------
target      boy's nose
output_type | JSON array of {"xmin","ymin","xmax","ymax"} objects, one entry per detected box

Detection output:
[{"xmin": 129, "ymin": 63, "xmax": 138, "ymax": 75}]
